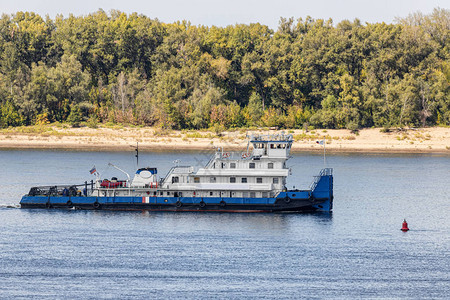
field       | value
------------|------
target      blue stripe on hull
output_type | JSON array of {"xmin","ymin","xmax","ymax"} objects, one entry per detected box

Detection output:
[
  {"xmin": 20, "ymin": 196, "xmax": 279, "ymax": 205},
  {"xmin": 20, "ymin": 195, "xmax": 332, "ymax": 212}
]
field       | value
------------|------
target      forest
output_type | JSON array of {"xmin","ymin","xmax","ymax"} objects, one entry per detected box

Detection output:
[{"xmin": 0, "ymin": 8, "xmax": 448, "ymax": 130}]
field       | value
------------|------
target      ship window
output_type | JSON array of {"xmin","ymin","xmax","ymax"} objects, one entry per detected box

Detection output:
[
  {"xmin": 243, "ymin": 192, "xmax": 249, "ymax": 197},
  {"xmin": 270, "ymin": 144, "xmax": 275, "ymax": 149},
  {"xmin": 160, "ymin": 191, "xmax": 163, "ymax": 196},
  {"xmin": 230, "ymin": 163, "xmax": 236, "ymax": 169},
  {"xmin": 257, "ymin": 178, "xmax": 263, "ymax": 183},
  {"xmin": 172, "ymin": 176, "xmax": 179, "ymax": 183},
  {"xmin": 273, "ymin": 178, "xmax": 279, "ymax": 184},
  {"xmin": 221, "ymin": 162, "xmax": 226, "ymax": 168},
  {"xmin": 153, "ymin": 192, "xmax": 156, "ymax": 196},
  {"xmin": 250, "ymin": 192, "xmax": 256, "ymax": 198},
  {"xmin": 262, "ymin": 192, "xmax": 268, "ymax": 198},
  {"xmin": 210, "ymin": 177, "xmax": 216, "ymax": 183},
  {"xmin": 268, "ymin": 163, "xmax": 273, "ymax": 169},
  {"xmin": 210, "ymin": 191, "xmax": 213, "ymax": 196},
  {"xmin": 249, "ymin": 162, "xmax": 255, "ymax": 169},
  {"xmin": 167, "ymin": 192, "xmax": 170, "ymax": 196},
  {"xmin": 230, "ymin": 177, "xmax": 236, "ymax": 183},
  {"xmin": 194, "ymin": 177, "xmax": 200, "ymax": 183},
  {"xmin": 241, "ymin": 178, "xmax": 247, "ymax": 183}
]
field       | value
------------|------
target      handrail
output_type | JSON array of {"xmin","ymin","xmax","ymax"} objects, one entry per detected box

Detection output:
[
  {"xmin": 310, "ymin": 168, "xmax": 333, "ymax": 190},
  {"xmin": 28, "ymin": 183, "xmax": 89, "ymax": 197}
]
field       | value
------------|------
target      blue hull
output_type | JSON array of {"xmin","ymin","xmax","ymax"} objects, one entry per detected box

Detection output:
[
  {"xmin": 20, "ymin": 195, "xmax": 331, "ymax": 212},
  {"xmin": 20, "ymin": 172, "xmax": 333, "ymax": 213}
]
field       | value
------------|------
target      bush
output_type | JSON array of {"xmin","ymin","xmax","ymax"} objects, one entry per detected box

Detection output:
[
  {"xmin": 86, "ymin": 115, "xmax": 98, "ymax": 129},
  {"xmin": 67, "ymin": 105, "xmax": 82, "ymax": 127},
  {"xmin": 346, "ymin": 121, "xmax": 359, "ymax": 133}
]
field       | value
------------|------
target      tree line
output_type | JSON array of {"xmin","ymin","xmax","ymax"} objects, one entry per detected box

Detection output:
[{"xmin": 0, "ymin": 8, "xmax": 449, "ymax": 130}]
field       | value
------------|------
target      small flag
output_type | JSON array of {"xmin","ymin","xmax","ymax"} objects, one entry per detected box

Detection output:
[
  {"xmin": 89, "ymin": 166, "xmax": 96, "ymax": 174},
  {"xmin": 316, "ymin": 140, "xmax": 324, "ymax": 145}
]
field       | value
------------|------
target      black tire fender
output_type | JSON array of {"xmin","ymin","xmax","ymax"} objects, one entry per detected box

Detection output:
[
  {"xmin": 220, "ymin": 200, "xmax": 226, "ymax": 207},
  {"xmin": 175, "ymin": 200, "xmax": 182, "ymax": 208}
]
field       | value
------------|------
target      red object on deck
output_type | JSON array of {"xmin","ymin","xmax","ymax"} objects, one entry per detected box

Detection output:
[
  {"xmin": 100, "ymin": 180, "xmax": 124, "ymax": 188},
  {"xmin": 401, "ymin": 219, "xmax": 409, "ymax": 231}
]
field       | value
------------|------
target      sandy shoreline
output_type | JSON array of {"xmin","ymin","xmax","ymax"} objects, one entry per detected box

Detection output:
[{"xmin": 0, "ymin": 126, "xmax": 449, "ymax": 154}]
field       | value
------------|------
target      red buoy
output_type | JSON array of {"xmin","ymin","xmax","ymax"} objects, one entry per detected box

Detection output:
[{"xmin": 401, "ymin": 219, "xmax": 409, "ymax": 231}]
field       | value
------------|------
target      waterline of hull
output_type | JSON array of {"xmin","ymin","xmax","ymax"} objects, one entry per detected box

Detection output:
[{"xmin": 20, "ymin": 195, "xmax": 331, "ymax": 212}]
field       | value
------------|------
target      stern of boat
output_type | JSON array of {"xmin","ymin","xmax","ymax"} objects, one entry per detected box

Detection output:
[{"xmin": 311, "ymin": 168, "xmax": 333, "ymax": 211}]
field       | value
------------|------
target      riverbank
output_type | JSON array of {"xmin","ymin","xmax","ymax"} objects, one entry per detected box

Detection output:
[{"xmin": 0, "ymin": 125, "xmax": 449, "ymax": 154}]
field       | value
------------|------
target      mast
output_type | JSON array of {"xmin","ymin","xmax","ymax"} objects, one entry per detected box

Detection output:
[{"xmin": 135, "ymin": 142, "xmax": 139, "ymax": 167}]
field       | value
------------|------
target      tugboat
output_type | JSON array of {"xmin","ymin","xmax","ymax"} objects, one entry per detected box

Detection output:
[{"xmin": 20, "ymin": 133, "xmax": 333, "ymax": 212}]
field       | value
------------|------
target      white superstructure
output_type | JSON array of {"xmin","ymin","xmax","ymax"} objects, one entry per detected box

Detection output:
[{"xmin": 156, "ymin": 133, "xmax": 293, "ymax": 199}]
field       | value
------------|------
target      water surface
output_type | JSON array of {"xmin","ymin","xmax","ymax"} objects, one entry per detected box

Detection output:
[{"xmin": 0, "ymin": 150, "xmax": 449, "ymax": 298}]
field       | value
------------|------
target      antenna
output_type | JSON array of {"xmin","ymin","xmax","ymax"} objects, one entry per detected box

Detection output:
[
  {"xmin": 135, "ymin": 142, "xmax": 139, "ymax": 167},
  {"xmin": 316, "ymin": 139, "xmax": 326, "ymax": 167}
]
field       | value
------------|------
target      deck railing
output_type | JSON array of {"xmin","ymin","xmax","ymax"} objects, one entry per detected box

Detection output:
[
  {"xmin": 310, "ymin": 168, "xmax": 333, "ymax": 190},
  {"xmin": 28, "ymin": 181, "xmax": 94, "ymax": 197}
]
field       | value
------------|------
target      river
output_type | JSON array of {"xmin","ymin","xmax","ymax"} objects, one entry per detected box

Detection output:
[{"xmin": 0, "ymin": 150, "xmax": 449, "ymax": 298}]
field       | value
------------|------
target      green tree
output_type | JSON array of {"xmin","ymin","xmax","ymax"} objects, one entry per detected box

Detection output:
[
  {"xmin": 67, "ymin": 104, "xmax": 82, "ymax": 127},
  {"xmin": 0, "ymin": 100, "xmax": 22, "ymax": 127}
]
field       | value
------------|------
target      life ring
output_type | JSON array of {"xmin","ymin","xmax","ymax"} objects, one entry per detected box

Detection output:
[
  {"xmin": 93, "ymin": 201, "xmax": 100, "ymax": 209},
  {"xmin": 241, "ymin": 152, "xmax": 250, "ymax": 159},
  {"xmin": 67, "ymin": 200, "xmax": 73, "ymax": 207},
  {"xmin": 199, "ymin": 201, "xmax": 206, "ymax": 208},
  {"xmin": 222, "ymin": 152, "xmax": 230, "ymax": 158},
  {"xmin": 176, "ymin": 200, "xmax": 182, "ymax": 208},
  {"xmin": 284, "ymin": 197, "xmax": 291, "ymax": 203},
  {"xmin": 220, "ymin": 200, "xmax": 226, "ymax": 207}
]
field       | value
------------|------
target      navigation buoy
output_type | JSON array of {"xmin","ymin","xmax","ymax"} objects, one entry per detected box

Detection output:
[{"xmin": 401, "ymin": 219, "xmax": 409, "ymax": 231}]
